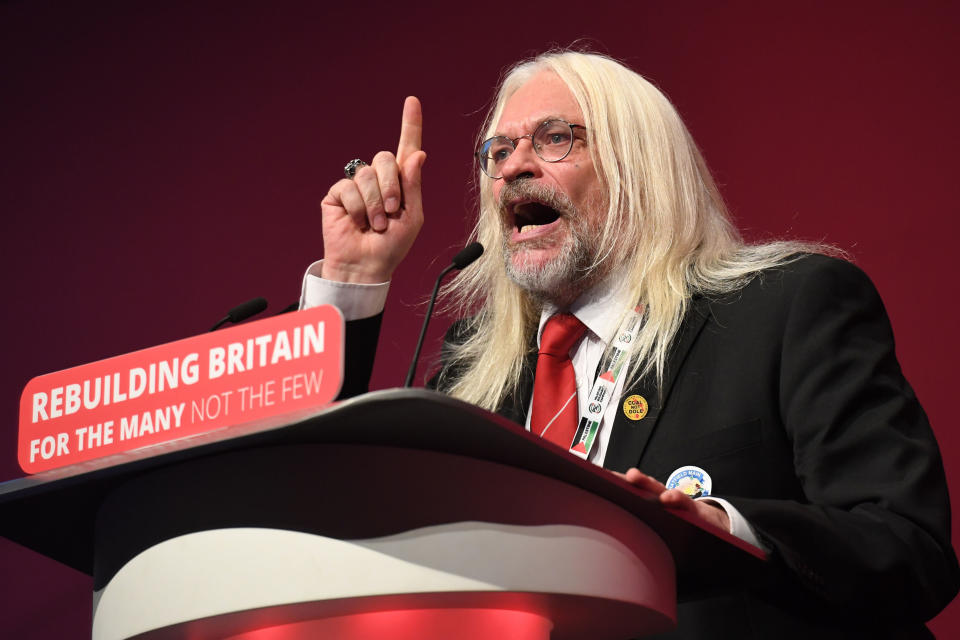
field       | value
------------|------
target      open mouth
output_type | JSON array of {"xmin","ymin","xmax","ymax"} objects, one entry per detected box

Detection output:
[{"xmin": 511, "ymin": 200, "xmax": 562, "ymax": 234}]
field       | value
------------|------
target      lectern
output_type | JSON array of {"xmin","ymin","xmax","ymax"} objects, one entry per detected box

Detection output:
[{"xmin": 1, "ymin": 389, "xmax": 766, "ymax": 639}]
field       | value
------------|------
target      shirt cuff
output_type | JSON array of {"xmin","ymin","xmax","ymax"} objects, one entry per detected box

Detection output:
[
  {"xmin": 696, "ymin": 496, "xmax": 767, "ymax": 551},
  {"xmin": 300, "ymin": 260, "xmax": 390, "ymax": 321}
]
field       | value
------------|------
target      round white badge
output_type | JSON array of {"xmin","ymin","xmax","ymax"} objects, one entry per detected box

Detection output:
[{"xmin": 665, "ymin": 465, "xmax": 712, "ymax": 498}]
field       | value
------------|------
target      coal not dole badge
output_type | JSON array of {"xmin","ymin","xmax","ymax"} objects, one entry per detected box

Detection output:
[{"xmin": 622, "ymin": 394, "xmax": 648, "ymax": 421}]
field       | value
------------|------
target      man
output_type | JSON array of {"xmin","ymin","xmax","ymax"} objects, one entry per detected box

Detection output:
[{"xmin": 303, "ymin": 51, "xmax": 958, "ymax": 637}]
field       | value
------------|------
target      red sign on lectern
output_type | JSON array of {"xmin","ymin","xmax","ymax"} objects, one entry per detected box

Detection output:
[{"xmin": 18, "ymin": 305, "xmax": 344, "ymax": 474}]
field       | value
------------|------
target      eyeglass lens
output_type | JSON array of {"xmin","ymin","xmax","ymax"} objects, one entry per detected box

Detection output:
[{"xmin": 478, "ymin": 120, "xmax": 577, "ymax": 178}]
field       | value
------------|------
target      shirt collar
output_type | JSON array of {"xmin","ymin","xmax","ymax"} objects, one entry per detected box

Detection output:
[{"xmin": 536, "ymin": 277, "xmax": 636, "ymax": 348}]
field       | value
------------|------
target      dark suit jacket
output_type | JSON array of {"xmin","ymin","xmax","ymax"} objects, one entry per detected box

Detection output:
[{"xmin": 344, "ymin": 254, "xmax": 959, "ymax": 638}]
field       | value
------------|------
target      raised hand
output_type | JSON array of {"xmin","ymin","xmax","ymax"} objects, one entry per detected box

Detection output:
[{"xmin": 319, "ymin": 96, "xmax": 427, "ymax": 283}]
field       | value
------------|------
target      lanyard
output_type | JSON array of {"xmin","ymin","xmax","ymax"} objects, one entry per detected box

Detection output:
[{"xmin": 568, "ymin": 305, "xmax": 645, "ymax": 459}]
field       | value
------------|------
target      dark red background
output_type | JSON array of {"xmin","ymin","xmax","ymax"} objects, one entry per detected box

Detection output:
[{"xmin": 2, "ymin": 1, "xmax": 958, "ymax": 637}]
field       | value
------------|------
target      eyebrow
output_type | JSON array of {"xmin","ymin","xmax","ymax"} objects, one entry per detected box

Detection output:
[{"xmin": 494, "ymin": 114, "xmax": 569, "ymax": 137}]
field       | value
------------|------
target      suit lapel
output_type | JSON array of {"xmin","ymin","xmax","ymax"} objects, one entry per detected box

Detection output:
[
  {"xmin": 496, "ymin": 348, "xmax": 537, "ymax": 425},
  {"xmin": 602, "ymin": 296, "xmax": 711, "ymax": 472}
]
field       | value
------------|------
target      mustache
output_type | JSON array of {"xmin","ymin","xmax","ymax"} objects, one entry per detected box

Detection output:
[{"xmin": 497, "ymin": 180, "xmax": 576, "ymax": 217}]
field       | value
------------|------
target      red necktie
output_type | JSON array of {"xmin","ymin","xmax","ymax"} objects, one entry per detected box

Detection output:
[{"xmin": 531, "ymin": 313, "xmax": 588, "ymax": 448}]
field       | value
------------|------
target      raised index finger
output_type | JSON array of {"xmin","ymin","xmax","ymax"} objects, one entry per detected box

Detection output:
[{"xmin": 396, "ymin": 96, "xmax": 422, "ymax": 164}]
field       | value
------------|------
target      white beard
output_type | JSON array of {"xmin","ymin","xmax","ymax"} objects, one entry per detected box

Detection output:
[
  {"xmin": 503, "ymin": 223, "xmax": 594, "ymax": 305},
  {"xmin": 498, "ymin": 180, "xmax": 606, "ymax": 306}
]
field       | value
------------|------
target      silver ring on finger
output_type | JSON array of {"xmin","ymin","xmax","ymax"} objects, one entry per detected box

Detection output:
[{"xmin": 344, "ymin": 159, "xmax": 369, "ymax": 179}]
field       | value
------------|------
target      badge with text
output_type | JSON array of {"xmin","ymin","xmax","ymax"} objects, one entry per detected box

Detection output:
[
  {"xmin": 666, "ymin": 465, "xmax": 712, "ymax": 499},
  {"xmin": 622, "ymin": 394, "xmax": 648, "ymax": 421},
  {"xmin": 18, "ymin": 305, "xmax": 344, "ymax": 474}
]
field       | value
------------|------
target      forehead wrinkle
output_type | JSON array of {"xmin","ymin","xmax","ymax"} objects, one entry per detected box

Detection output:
[{"xmin": 494, "ymin": 112, "xmax": 575, "ymax": 138}]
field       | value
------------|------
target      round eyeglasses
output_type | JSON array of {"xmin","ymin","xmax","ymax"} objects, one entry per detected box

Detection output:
[{"xmin": 475, "ymin": 119, "xmax": 586, "ymax": 179}]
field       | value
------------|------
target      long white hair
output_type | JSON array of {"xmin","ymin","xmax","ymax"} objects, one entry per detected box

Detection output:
[{"xmin": 438, "ymin": 50, "xmax": 827, "ymax": 411}]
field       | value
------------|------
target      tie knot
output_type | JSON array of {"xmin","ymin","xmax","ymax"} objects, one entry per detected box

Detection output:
[{"xmin": 540, "ymin": 313, "xmax": 587, "ymax": 358}]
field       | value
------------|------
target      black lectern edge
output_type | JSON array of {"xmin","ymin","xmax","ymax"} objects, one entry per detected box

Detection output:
[{"xmin": 1, "ymin": 388, "xmax": 767, "ymax": 600}]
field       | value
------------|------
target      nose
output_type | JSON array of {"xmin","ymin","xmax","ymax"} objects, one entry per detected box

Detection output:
[{"xmin": 499, "ymin": 137, "xmax": 541, "ymax": 183}]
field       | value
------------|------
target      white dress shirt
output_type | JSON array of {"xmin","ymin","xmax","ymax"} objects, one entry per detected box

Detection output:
[
  {"xmin": 301, "ymin": 260, "xmax": 763, "ymax": 548},
  {"xmin": 529, "ymin": 276, "xmax": 633, "ymax": 467}
]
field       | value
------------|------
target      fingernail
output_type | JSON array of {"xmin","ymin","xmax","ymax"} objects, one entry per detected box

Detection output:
[
  {"xmin": 373, "ymin": 214, "xmax": 387, "ymax": 231},
  {"xmin": 385, "ymin": 197, "xmax": 399, "ymax": 212}
]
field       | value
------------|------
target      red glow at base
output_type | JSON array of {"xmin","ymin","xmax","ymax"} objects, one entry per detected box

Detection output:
[{"xmin": 223, "ymin": 608, "xmax": 553, "ymax": 640}]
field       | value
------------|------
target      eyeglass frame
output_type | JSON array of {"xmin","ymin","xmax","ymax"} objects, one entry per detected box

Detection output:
[{"xmin": 474, "ymin": 119, "xmax": 587, "ymax": 179}]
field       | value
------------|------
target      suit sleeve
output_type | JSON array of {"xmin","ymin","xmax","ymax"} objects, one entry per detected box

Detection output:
[
  {"xmin": 298, "ymin": 260, "xmax": 388, "ymax": 399},
  {"xmin": 337, "ymin": 313, "xmax": 383, "ymax": 399},
  {"xmin": 729, "ymin": 258, "xmax": 959, "ymax": 621}
]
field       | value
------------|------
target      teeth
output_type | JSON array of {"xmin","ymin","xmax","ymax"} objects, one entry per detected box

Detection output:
[{"xmin": 519, "ymin": 224, "xmax": 539, "ymax": 234}]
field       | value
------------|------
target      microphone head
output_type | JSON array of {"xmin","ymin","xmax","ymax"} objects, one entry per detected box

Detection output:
[
  {"xmin": 227, "ymin": 297, "xmax": 268, "ymax": 322},
  {"xmin": 451, "ymin": 242, "xmax": 484, "ymax": 269}
]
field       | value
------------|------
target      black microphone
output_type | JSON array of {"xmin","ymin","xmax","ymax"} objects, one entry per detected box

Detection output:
[
  {"xmin": 404, "ymin": 242, "xmax": 484, "ymax": 387},
  {"xmin": 451, "ymin": 241, "xmax": 484, "ymax": 269},
  {"xmin": 210, "ymin": 297, "xmax": 268, "ymax": 331}
]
